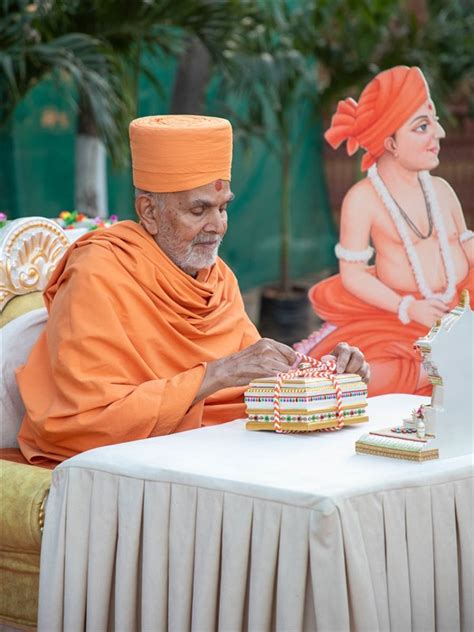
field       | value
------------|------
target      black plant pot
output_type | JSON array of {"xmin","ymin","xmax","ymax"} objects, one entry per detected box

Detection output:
[{"xmin": 259, "ymin": 285, "xmax": 310, "ymax": 346}]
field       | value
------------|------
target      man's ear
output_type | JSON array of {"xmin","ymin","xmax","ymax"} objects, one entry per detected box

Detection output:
[
  {"xmin": 135, "ymin": 194, "xmax": 159, "ymax": 235},
  {"xmin": 383, "ymin": 135, "xmax": 398, "ymax": 156}
]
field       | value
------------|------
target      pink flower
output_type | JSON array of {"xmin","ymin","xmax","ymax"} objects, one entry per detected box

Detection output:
[{"xmin": 411, "ymin": 405, "xmax": 424, "ymax": 419}]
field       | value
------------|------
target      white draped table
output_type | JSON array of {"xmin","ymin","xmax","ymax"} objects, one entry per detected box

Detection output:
[{"xmin": 38, "ymin": 395, "xmax": 473, "ymax": 631}]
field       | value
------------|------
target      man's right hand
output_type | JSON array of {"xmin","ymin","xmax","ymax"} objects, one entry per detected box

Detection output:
[{"xmin": 193, "ymin": 338, "xmax": 297, "ymax": 404}]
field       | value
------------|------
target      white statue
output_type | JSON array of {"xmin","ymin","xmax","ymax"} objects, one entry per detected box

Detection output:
[
  {"xmin": 356, "ymin": 289, "xmax": 473, "ymax": 460},
  {"xmin": 414, "ymin": 289, "xmax": 473, "ymax": 458}
]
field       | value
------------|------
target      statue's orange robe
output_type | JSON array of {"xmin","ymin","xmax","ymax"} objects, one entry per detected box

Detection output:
[
  {"xmin": 307, "ymin": 270, "xmax": 474, "ymax": 397},
  {"xmin": 17, "ymin": 221, "xmax": 260, "ymax": 464}
]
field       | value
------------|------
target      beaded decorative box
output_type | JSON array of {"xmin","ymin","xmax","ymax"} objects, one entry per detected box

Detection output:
[
  {"xmin": 245, "ymin": 356, "xmax": 369, "ymax": 433},
  {"xmin": 355, "ymin": 427, "xmax": 439, "ymax": 462}
]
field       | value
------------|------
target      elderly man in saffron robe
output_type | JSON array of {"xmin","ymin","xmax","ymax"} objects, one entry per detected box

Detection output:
[{"xmin": 16, "ymin": 115, "xmax": 369, "ymax": 465}]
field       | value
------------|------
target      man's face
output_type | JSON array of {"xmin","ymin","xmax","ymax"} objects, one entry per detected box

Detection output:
[
  {"xmin": 390, "ymin": 99, "xmax": 446, "ymax": 171},
  {"xmin": 140, "ymin": 180, "xmax": 233, "ymax": 276}
]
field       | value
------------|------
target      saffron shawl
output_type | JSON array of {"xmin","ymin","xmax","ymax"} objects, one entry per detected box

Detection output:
[{"xmin": 17, "ymin": 221, "xmax": 259, "ymax": 463}]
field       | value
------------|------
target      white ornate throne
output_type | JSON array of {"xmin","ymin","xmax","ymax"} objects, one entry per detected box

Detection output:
[
  {"xmin": 0, "ymin": 217, "xmax": 70, "ymax": 631},
  {"xmin": 1, "ymin": 218, "xmax": 70, "ymax": 448}
]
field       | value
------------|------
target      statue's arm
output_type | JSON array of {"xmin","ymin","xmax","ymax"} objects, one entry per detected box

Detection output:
[
  {"xmin": 437, "ymin": 178, "xmax": 474, "ymax": 267},
  {"xmin": 338, "ymin": 184, "xmax": 404, "ymax": 314}
]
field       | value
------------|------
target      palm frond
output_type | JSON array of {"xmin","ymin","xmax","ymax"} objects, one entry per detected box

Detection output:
[
  {"xmin": 4, "ymin": 0, "xmax": 259, "ymax": 163},
  {"xmin": 216, "ymin": 1, "xmax": 319, "ymax": 151}
]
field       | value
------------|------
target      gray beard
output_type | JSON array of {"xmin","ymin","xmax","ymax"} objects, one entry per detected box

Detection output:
[
  {"xmin": 156, "ymin": 231, "xmax": 223, "ymax": 276},
  {"xmin": 178, "ymin": 240, "xmax": 222, "ymax": 275}
]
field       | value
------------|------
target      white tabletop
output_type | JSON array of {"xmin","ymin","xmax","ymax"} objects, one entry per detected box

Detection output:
[{"xmin": 59, "ymin": 394, "xmax": 472, "ymax": 508}]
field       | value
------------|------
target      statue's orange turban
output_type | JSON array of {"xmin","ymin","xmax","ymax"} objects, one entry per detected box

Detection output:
[
  {"xmin": 129, "ymin": 115, "xmax": 232, "ymax": 192},
  {"xmin": 325, "ymin": 66, "xmax": 430, "ymax": 171}
]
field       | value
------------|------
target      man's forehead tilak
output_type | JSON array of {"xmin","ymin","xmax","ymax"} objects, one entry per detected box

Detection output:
[{"xmin": 408, "ymin": 100, "xmax": 437, "ymax": 125}]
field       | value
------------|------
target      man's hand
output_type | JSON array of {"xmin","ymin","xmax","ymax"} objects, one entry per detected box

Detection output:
[
  {"xmin": 193, "ymin": 339, "xmax": 369, "ymax": 407},
  {"xmin": 193, "ymin": 338, "xmax": 296, "ymax": 404},
  {"xmin": 323, "ymin": 342, "xmax": 370, "ymax": 383},
  {"xmin": 211, "ymin": 338, "xmax": 297, "ymax": 388},
  {"xmin": 408, "ymin": 298, "xmax": 449, "ymax": 328}
]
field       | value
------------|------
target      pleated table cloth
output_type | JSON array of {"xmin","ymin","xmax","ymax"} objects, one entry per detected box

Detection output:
[{"xmin": 38, "ymin": 394, "xmax": 473, "ymax": 631}]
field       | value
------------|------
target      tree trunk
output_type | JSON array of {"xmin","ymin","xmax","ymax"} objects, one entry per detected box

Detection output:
[
  {"xmin": 75, "ymin": 92, "xmax": 108, "ymax": 217},
  {"xmin": 280, "ymin": 139, "xmax": 292, "ymax": 293},
  {"xmin": 171, "ymin": 37, "xmax": 211, "ymax": 114},
  {"xmin": 0, "ymin": 118, "xmax": 18, "ymax": 218}
]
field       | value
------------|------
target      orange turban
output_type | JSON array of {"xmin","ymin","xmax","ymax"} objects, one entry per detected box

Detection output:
[
  {"xmin": 129, "ymin": 115, "xmax": 232, "ymax": 192},
  {"xmin": 324, "ymin": 66, "xmax": 430, "ymax": 171}
]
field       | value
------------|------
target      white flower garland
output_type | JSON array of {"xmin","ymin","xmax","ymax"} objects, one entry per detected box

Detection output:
[
  {"xmin": 368, "ymin": 164, "xmax": 456, "ymax": 303},
  {"xmin": 460, "ymin": 229, "xmax": 473, "ymax": 243}
]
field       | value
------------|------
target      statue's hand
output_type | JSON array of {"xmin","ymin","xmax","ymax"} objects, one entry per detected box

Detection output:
[
  {"xmin": 408, "ymin": 299, "xmax": 449, "ymax": 328},
  {"xmin": 323, "ymin": 342, "xmax": 370, "ymax": 383}
]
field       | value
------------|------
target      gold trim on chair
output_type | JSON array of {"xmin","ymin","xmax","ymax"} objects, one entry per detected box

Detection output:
[{"xmin": 0, "ymin": 217, "xmax": 69, "ymax": 311}]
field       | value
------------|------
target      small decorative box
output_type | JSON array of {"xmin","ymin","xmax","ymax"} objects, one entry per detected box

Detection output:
[
  {"xmin": 245, "ymin": 365, "xmax": 369, "ymax": 432},
  {"xmin": 355, "ymin": 427, "xmax": 438, "ymax": 462}
]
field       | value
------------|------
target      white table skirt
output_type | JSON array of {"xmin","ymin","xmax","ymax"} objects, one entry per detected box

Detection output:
[{"xmin": 38, "ymin": 395, "xmax": 473, "ymax": 631}]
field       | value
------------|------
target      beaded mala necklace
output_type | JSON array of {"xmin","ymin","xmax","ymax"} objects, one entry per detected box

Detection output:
[
  {"xmin": 272, "ymin": 353, "xmax": 344, "ymax": 433},
  {"xmin": 378, "ymin": 173, "xmax": 434, "ymax": 240},
  {"xmin": 368, "ymin": 164, "xmax": 456, "ymax": 303}
]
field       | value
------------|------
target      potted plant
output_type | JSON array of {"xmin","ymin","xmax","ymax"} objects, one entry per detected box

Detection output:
[
  {"xmin": 218, "ymin": 4, "xmax": 321, "ymax": 344},
  {"xmin": 0, "ymin": 0, "xmax": 125, "ymax": 219}
]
